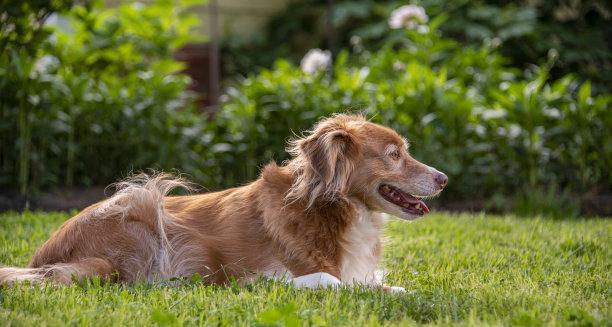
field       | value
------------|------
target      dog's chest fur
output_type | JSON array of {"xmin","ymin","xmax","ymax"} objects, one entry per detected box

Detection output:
[{"xmin": 339, "ymin": 201, "xmax": 383, "ymax": 285}]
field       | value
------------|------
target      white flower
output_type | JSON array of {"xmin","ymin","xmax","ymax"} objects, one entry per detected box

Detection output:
[
  {"xmin": 358, "ymin": 67, "xmax": 370, "ymax": 80},
  {"xmin": 388, "ymin": 5, "xmax": 428, "ymax": 30},
  {"xmin": 480, "ymin": 109, "xmax": 506, "ymax": 120},
  {"xmin": 392, "ymin": 61, "xmax": 406, "ymax": 71},
  {"xmin": 300, "ymin": 49, "xmax": 331, "ymax": 75},
  {"xmin": 33, "ymin": 55, "xmax": 59, "ymax": 74}
]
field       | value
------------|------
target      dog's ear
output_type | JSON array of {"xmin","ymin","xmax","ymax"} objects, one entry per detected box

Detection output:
[{"xmin": 286, "ymin": 116, "xmax": 361, "ymax": 208}]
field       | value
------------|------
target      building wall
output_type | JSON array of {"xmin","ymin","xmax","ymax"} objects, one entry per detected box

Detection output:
[
  {"xmin": 106, "ymin": 0, "xmax": 289, "ymax": 38},
  {"xmin": 196, "ymin": 0, "xmax": 288, "ymax": 37}
]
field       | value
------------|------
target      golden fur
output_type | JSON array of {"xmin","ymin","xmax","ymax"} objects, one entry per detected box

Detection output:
[{"xmin": 0, "ymin": 114, "xmax": 447, "ymax": 288}]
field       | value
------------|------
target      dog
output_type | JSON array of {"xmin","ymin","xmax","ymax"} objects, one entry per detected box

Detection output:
[{"xmin": 0, "ymin": 114, "xmax": 447, "ymax": 291}]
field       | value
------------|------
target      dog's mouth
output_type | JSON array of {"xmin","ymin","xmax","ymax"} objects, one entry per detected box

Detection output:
[{"xmin": 378, "ymin": 184, "xmax": 430, "ymax": 216}]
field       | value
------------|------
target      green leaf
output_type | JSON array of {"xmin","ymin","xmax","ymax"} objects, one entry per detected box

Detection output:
[{"xmin": 578, "ymin": 81, "xmax": 591, "ymax": 106}]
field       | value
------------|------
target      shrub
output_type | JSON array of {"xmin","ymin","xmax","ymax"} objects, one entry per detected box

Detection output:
[
  {"xmin": 222, "ymin": 0, "xmax": 611, "ymax": 94},
  {"xmin": 0, "ymin": 0, "xmax": 76, "ymax": 194},
  {"xmin": 2, "ymin": 1, "xmax": 609, "ymax": 217},
  {"xmin": 213, "ymin": 20, "xmax": 611, "ymax": 210},
  {"xmin": 0, "ymin": 0, "xmax": 211, "ymax": 193}
]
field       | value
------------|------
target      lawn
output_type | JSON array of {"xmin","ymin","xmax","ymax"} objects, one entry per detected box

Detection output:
[{"xmin": 0, "ymin": 211, "xmax": 609, "ymax": 326}]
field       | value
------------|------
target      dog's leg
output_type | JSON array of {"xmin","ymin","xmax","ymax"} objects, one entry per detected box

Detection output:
[
  {"xmin": 373, "ymin": 270, "xmax": 406, "ymax": 293},
  {"xmin": 382, "ymin": 285, "xmax": 406, "ymax": 293},
  {"xmin": 289, "ymin": 273, "xmax": 405, "ymax": 293},
  {"xmin": 290, "ymin": 272, "xmax": 342, "ymax": 289}
]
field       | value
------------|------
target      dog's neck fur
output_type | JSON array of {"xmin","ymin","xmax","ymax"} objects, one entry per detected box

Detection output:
[
  {"xmin": 339, "ymin": 198, "xmax": 383, "ymax": 285},
  {"xmin": 259, "ymin": 162, "xmax": 383, "ymax": 284}
]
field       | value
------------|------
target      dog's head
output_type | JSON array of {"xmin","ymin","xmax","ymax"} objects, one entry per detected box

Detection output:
[{"xmin": 286, "ymin": 114, "xmax": 447, "ymax": 220}]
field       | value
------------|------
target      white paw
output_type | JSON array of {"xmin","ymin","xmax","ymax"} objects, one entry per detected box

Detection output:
[
  {"xmin": 291, "ymin": 272, "xmax": 342, "ymax": 289},
  {"xmin": 384, "ymin": 285, "xmax": 406, "ymax": 293}
]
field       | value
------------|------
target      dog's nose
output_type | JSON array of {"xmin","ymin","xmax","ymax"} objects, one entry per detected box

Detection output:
[{"xmin": 435, "ymin": 172, "xmax": 448, "ymax": 188}]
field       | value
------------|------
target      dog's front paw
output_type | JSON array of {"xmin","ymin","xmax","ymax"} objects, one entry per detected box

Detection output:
[
  {"xmin": 291, "ymin": 272, "xmax": 342, "ymax": 289},
  {"xmin": 383, "ymin": 285, "xmax": 406, "ymax": 293}
]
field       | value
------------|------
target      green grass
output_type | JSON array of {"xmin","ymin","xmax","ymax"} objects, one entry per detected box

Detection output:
[{"xmin": 0, "ymin": 211, "xmax": 610, "ymax": 326}]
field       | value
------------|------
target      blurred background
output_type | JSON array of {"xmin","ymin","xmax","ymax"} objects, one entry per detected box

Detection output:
[{"xmin": 1, "ymin": 0, "xmax": 610, "ymax": 217}]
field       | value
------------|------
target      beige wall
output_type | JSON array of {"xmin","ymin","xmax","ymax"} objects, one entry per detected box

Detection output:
[{"xmin": 106, "ymin": 0, "xmax": 289, "ymax": 38}]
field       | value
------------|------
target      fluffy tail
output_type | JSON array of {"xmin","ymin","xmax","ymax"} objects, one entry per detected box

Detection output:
[
  {"xmin": 107, "ymin": 172, "xmax": 196, "ymax": 278},
  {"xmin": 0, "ymin": 267, "xmax": 46, "ymax": 284},
  {"xmin": 108, "ymin": 172, "xmax": 196, "ymax": 251},
  {"xmin": 0, "ymin": 172, "xmax": 194, "ymax": 285},
  {"xmin": 0, "ymin": 258, "xmax": 114, "ymax": 285}
]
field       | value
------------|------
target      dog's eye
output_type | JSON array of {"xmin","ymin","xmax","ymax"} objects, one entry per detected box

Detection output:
[{"xmin": 389, "ymin": 149, "xmax": 401, "ymax": 160}]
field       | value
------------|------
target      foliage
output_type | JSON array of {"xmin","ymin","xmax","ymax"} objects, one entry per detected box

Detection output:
[
  {"xmin": 222, "ymin": 0, "xmax": 611, "ymax": 93},
  {"xmin": 0, "ymin": 0, "xmax": 76, "ymax": 194},
  {"xmin": 0, "ymin": 0, "xmax": 74, "ymax": 53},
  {"xmin": 1, "ymin": 211, "xmax": 610, "ymax": 325},
  {"xmin": 0, "ymin": 0, "xmax": 210, "ymax": 193},
  {"xmin": 497, "ymin": 0, "xmax": 612, "ymax": 94},
  {"xmin": 1, "ymin": 1, "xmax": 609, "ymax": 217},
  {"xmin": 213, "ymin": 24, "xmax": 611, "ymax": 210}
]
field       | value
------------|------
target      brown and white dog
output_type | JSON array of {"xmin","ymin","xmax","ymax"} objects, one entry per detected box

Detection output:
[{"xmin": 0, "ymin": 114, "xmax": 447, "ymax": 291}]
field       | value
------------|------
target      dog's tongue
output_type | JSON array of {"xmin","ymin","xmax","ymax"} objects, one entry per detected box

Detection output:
[
  {"xmin": 383, "ymin": 184, "xmax": 430, "ymax": 215},
  {"xmin": 417, "ymin": 200, "xmax": 430, "ymax": 214},
  {"xmin": 406, "ymin": 196, "xmax": 430, "ymax": 214},
  {"xmin": 402, "ymin": 192, "xmax": 430, "ymax": 214}
]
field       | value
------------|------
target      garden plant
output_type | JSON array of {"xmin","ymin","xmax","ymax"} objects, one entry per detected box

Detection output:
[{"xmin": 2, "ymin": 1, "xmax": 610, "ymax": 217}]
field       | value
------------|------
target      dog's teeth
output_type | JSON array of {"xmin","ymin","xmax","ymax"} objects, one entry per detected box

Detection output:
[
  {"xmin": 415, "ymin": 203, "xmax": 421, "ymax": 209},
  {"xmin": 383, "ymin": 185, "xmax": 390, "ymax": 193}
]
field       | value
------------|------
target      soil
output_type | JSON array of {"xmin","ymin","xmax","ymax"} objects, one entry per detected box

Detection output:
[{"xmin": 0, "ymin": 187, "xmax": 107, "ymax": 212}]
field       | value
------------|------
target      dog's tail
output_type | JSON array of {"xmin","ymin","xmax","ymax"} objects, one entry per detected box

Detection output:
[
  {"xmin": 0, "ymin": 172, "xmax": 194, "ymax": 285},
  {"xmin": 108, "ymin": 172, "xmax": 195, "ymax": 252},
  {"xmin": 0, "ymin": 257, "xmax": 117, "ymax": 285},
  {"xmin": 107, "ymin": 172, "xmax": 196, "ymax": 278},
  {"xmin": 0, "ymin": 267, "xmax": 46, "ymax": 284}
]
